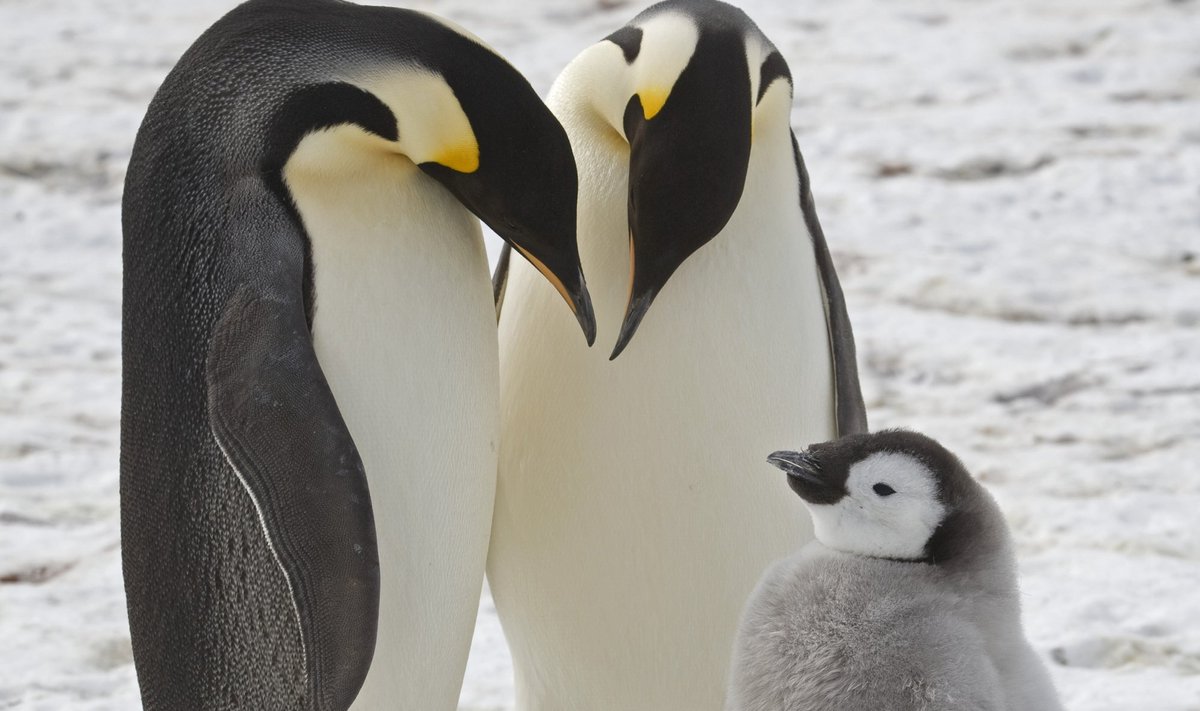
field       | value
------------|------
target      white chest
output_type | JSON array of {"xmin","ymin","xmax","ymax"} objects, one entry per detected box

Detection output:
[
  {"xmin": 490, "ymin": 114, "xmax": 837, "ymax": 709},
  {"xmin": 285, "ymin": 125, "xmax": 499, "ymax": 708}
]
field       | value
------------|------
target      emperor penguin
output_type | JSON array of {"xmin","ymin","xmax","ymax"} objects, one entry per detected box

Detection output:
[
  {"xmin": 120, "ymin": 1, "xmax": 594, "ymax": 709},
  {"xmin": 728, "ymin": 430, "xmax": 1063, "ymax": 711},
  {"xmin": 488, "ymin": 1, "xmax": 866, "ymax": 708}
]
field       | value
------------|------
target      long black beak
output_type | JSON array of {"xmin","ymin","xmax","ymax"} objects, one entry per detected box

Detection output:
[
  {"xmin": 610, "ymin": 258, "xmax": 657, "ymax": 360},
  {"xmin": 512, "ymin": 243, "xmax": 596, "ymax": 347},
  {"xmin": 767, "ymin": 450, "xmax": 842, "ymax": 505},
  {"xmin": 609, "ymin": 32, "xmax": 753, "ymax": 360},
  {"xmin": 565, "ymin": 266, "xmax": 598, "ymax": 347}
]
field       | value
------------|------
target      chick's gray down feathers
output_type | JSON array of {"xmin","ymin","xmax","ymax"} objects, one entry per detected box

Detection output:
[{"xmin": 727, "ymin": 433, "xmax": 1062, "ymax": 711}]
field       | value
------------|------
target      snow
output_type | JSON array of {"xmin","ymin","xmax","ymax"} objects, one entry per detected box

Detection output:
[{"xmin": 1, "ymin": 0, "xmax": 1198, "ymax": 709}]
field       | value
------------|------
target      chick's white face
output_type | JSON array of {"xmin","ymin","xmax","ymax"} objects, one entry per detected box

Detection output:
[{"xmin": 807, "ymin": 452, "xmax": 946, "ymax": 560}]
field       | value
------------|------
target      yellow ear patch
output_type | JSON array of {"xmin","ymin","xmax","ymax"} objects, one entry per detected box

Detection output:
[
  {"xmin": 352, "ymin": 67, "xmax": 481, "ymax": 173},
  {"xmin": 625, "ymin": 14, "xmax": 699, "ymax": 123},
  {"xmin": 434, "ymin": 141, "xmax": 480, "ymax": 173},
  {"xmin": 639, "ymin": 87, "xmax": 670, "ymax": 120}
]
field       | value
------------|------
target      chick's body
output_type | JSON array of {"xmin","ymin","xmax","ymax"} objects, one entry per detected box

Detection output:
[
  {"xmin": 728, "ymin": 432, "xmax": 1062, "ymax": 711},
  {"xmin": 734, "ymin": 547, "xmax": 1006, "ymax": 711}
]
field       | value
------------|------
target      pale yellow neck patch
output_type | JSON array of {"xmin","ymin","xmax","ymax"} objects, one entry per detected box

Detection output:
[
  {"xmin": 353, "ymin": 67, "xmax": 480, "ymax": 173},
  {"xmin": 752, "ymin": 72, "xmax": 793, "ymax": 144},
  {"xmin": 745, "ymin": 35, "xmax": 792, "ymax": 145},
  {"xmin": 559, "ymin": 14, "xmax": 700, "ymax": 137},
  {"xmin": 631, "ymin": 14, "xmax": 699, "ymax": 124},
  {"xmin": 744, "ymin": 33, "xmax": 771, "ymax": 114}
]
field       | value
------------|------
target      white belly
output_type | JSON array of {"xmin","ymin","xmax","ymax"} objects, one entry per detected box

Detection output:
[
  {"xmin": 490, "ymin": 120, "xmax": 836, "ymax": 709},
  {"xmin": 287, "ymin": 132, "xmax": 498, "ymax": 710}
]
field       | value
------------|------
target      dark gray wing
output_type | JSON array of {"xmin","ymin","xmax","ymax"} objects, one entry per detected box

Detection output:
[
  {"xmin": 792, "ymin": 134, "xmax": 869, "ymax": 436},
  {"xmin": 207, "ymin": 285, "xmax": 379, "ymax": 710},
  {"xmin": 493, "ymin": 242, "xmax": 512, "ymax": 319}
]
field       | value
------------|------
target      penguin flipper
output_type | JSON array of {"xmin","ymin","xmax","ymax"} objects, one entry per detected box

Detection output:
[
  {"xmin": 792, "ymin": 133, "xmax": 869, "ymax": 436},
  {"xmin": 493, "ymin": 242, "xmax": 512, "ymax": 319},
  {"xmin": 206, "ymin": 285, "xmax": 380, "ymax": 710}
]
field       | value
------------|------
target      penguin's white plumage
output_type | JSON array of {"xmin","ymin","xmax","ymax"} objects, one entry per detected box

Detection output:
[
  {"xmin": 727, "ymin": 431, "xmax": 1064, "ymax": 711},
  {"xmin": 120, "ymin": 2, "xmax": 592, "ymax": 709},
  {"xmin": 284, "ymin": 82, "xmax": 497, "ymax": 708},
  {"xmin": 489, "ymin": 1, "xmax": 865, "ymax": 708}
]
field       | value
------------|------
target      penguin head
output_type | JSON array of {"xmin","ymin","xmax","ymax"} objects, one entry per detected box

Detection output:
[
  {"xmin": 768, "ymin": 430, "xmax": 992, "ymax": 564},
  {"xmin": 557, "ymin": 0, "xmax": 792, "ymax": 358},
  {"xmin": 337, "ymin": 17, "xmax": 596, "ymax": 344},
  {"xmin": 416, "ymin": 61, "xmax": 596, "ymax": 344}
]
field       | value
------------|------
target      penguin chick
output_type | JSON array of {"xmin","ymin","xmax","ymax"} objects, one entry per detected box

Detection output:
[{"xmin": 727, "ymin": 430, "xmax": 1063, "ymax": 711}]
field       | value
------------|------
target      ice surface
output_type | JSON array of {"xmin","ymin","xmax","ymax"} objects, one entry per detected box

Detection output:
[{"xmin": 1, "ymin": 0, "xmax": 1198, "ymax": 709}]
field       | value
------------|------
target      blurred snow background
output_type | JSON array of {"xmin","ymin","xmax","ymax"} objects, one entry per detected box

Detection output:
[{"xmin": 1, "ymin": 0, "xmax": 1198, "ymax": 708}]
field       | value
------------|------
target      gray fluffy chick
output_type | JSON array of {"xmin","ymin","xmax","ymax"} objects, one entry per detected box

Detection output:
[{"xmin": 726, "ymin": 430, "xmax": 1062, "ymax": 711}]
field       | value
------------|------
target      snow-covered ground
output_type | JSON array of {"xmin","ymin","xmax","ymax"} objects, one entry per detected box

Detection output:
[{"xmin": 2, "ymin": 0, "xmax": 1198, "ymax": 708}]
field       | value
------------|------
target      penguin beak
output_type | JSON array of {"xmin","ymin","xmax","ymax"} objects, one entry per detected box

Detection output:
[
  {"xmin": 564, "ymin": 269, "xmax": 598, "ymax": 347},
  {"xmin": 511, "ymin": 244, "xmax": 597, "ymax": 346},
  {"xmin": 419, "ymin": 173, "xmax": 597, "ymax": 347},
  {"xmin": 609, "ymin": 45, "xmax": 753, "ymax": 360},
  {"xmin": 415, "ymin": 103, "xmax": 596, "ymax": 347},
  {"xmin": 767, "ymin": 450, "xmax": 841, "ymax": 505}
]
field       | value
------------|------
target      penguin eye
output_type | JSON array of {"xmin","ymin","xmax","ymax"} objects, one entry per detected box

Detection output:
[{"xmin": 872, "ymin": 483, "xmax": 896, "ymax": 497}]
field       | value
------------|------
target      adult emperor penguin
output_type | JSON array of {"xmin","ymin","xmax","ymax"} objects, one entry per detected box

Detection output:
[
  {"xmin": 728, "ymin": 431, "xmax": 1063, "ymax": 711},
  {"xmin": 489, "ymin": 0, "xmax": 866, "ymax": 708},
  {"xmin": 121, "ymin": 1, "xmax": 593, "ymax": 709}
]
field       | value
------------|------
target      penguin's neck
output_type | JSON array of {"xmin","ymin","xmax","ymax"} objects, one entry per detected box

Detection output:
[
  {"xmin": 282, "ymin": 124, "xmax": 498, "ymax": 706},
  {"xmin": 544, "ymin": 99, "xmax": 631, "ymax": 342},
  {"xmin": 282, "ymin": 124, "xmax": 495, "ymax": 416}
]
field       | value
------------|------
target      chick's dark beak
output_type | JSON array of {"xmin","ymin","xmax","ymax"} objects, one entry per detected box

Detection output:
[
  {"xmin": 767, "ymin": 450, "xmax": 821, "ymax": 482},
  {"xmin": 767, "ymin": 450, "xmax": 841, "ymax": 505}
]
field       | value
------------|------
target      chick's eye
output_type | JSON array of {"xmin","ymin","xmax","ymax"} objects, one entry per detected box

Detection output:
[{"xmin": 873, "ymin": 483, "xmax": 896, "ymax": 497}]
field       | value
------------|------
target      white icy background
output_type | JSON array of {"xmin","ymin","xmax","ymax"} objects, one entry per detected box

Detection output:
[{"xmin": 2, "ymin": 0, "xmax": 1198, "ymax": 708}]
